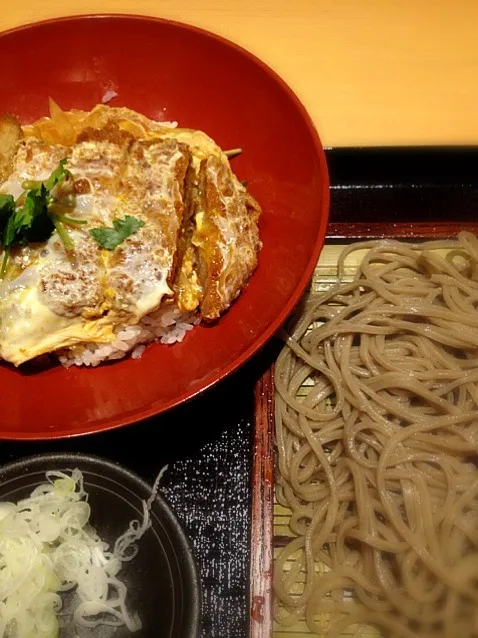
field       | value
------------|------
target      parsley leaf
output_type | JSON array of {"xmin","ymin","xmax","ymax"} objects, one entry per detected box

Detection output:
[
  {"xmin": 0, "ymin": 194, "xmax": 15, "ymax": 214},
  {"xmin": 3, "ymin": 185, "xmax": 53, "ymax": 248},
  {"xmin": 43, "ymin": 158, "xmax": 72, "ymax": 192},
  {"xmin": 0, "ymin": 159, "xmax": 76, "ymax": 278},
  {"xmin": 0, "ymin": 195, "xmax": 15, "ymax": 235},
  {"xmin": 89, "ymin": 215, "xmax": 145, "ymax": 250},
  {"xmin": 2, "ymin": 213, "xmax": 18, "ymax": 248}
]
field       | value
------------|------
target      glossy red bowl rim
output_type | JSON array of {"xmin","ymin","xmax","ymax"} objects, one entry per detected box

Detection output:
[{"xmin": 0, "ymin": 13, "xmax": 330, "ymax": 439}]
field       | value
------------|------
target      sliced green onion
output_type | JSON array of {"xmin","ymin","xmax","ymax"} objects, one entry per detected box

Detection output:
[
  {"xmin": 51, "ymin": 217, "xmax": 73, "ymax": 251},
  {"xmin": 49, "ymin": 212, "xmax": 87, "ymax": 227},
  {"xmin": 0, "ymin": 248, "xmax": 9, "ymax": 279},
  {"xmin": 0, "ymin": 468, "xmax": 152, "ymax": 636},
  {"xmin": 21, "ymin": 179, "xmax": 43, "ymax": 190},
  {"xmin": 224, "ymin": 148, "xmax": 243, "ymax": 159}
]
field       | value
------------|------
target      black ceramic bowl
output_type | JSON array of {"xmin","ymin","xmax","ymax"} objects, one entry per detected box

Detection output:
[{"xmin": 0, "ymin": 453, "xmax": 201, "ymax": 638}]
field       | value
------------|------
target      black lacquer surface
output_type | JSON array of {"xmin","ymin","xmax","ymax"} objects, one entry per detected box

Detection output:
[{"xmin": 1, "ymin": 146, "xmax": 476, "ymax": 637}]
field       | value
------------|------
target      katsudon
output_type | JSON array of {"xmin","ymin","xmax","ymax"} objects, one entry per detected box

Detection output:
[{"xmin": 0, "ymin": 102, "xmax": 262, "ymax": 367}]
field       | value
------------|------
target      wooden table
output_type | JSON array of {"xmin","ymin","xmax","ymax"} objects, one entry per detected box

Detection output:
[{"xmin": 2, "ymin": 0, "xmax": 478, "ymax": 148}]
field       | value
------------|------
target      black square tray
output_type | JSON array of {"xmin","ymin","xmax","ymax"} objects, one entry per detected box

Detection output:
[{"xmin": 2, "ymin": 146, "xmax": 477, "ymax": 638}]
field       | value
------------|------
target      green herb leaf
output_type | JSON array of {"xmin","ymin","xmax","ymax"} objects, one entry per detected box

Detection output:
[
  {"xmin": 89, "ymin": 215, "xmax": 145, "ymax": 250},
  {"xmin": 0, "ymin": 194, "xmax": 15, "ymax": 235},
  {"xmin": 0, "ymin": 160, "xmax": 75, "ymax": 277},
  {"xmin": 2, "ymin": 214, "xmax": 17, "ymax": 248},
  {"xmin": 5, "ymin": 185, "xmax": 53, "ymax": 247},
  {"xmin": 44, "ymin": 159, "xmax": 72, "ymax": 192},
  {"xmin": 0, "ymin": 194, "xmax": 15, "ymax": 214}
]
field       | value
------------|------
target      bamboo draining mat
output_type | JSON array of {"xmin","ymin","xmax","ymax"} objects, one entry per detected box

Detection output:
[
  {"xmin": 250, "ymin": 244, "xmax": 381, "ymax": 638},
  {"xmin": 249, "ymin": 146, "xmax": 478, "ymax": 638},
  {"xmin": 272, "ymin": 245, "xmax": 380, "ymax": 638}
]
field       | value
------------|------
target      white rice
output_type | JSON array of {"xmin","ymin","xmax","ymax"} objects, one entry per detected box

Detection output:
[
  {"xmin": 101, "ymin": 90, "xmax": 118, "ymax": 104},
  {"xmin": 58, "ymin": 306, "xmax": 200, "ymax": 368},
  {"xmin": 157, "ymin": 120, "xmax": 178, "ymax": 129}
]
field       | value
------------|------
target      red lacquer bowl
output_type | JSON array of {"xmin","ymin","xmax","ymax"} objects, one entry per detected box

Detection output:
[{"xmin": 0, "ymin": 14, "xmax": 329, "ymax": 439}]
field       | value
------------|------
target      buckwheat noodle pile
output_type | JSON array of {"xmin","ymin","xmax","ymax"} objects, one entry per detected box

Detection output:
[{"xmin": 274, "ymin": 232, "xmax": 478, "ymax": 638}]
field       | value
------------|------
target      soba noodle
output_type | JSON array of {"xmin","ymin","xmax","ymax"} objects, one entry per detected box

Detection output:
[{"xmin": 274, "ymin": 232, "xmax": 478, "ymax": 638}]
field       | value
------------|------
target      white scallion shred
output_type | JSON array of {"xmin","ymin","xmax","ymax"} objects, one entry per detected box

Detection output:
[{"xmin": 0, "ymin": 466, "xmax": 167, "ymax": 637}]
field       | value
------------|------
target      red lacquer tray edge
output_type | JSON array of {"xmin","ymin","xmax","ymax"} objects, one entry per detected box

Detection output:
[{"xmin": 250, "ymin": 366, "xmax": 275, "ymax": 637}]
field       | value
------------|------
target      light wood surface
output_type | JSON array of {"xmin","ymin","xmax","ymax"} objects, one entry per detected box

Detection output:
[{"xmin": 2, "ymin": 0, "xmax": 478, "ymax": 147}]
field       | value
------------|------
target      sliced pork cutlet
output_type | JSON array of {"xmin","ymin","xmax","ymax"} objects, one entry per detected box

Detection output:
[
  {"xmin": 173, "ymin": 158, "xmax": 203, "ymax": 314},
  {"xmin": 0, "ymin": 114, "xmax": 23, "ymax": 184},
  {"xmin": 106, "ymin": 137, "xmax": 192, "ymax": 320},
  {"xmin": 190, "ymin": 154, "xmax": 261, "ymax": 320},
  {"xmin": 69, "ymin": 123, "xmax": 134, "ymax": 225},
  {"xmin": 34, "ymin": 124, "xmax": 136, "ymax": 324}
]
